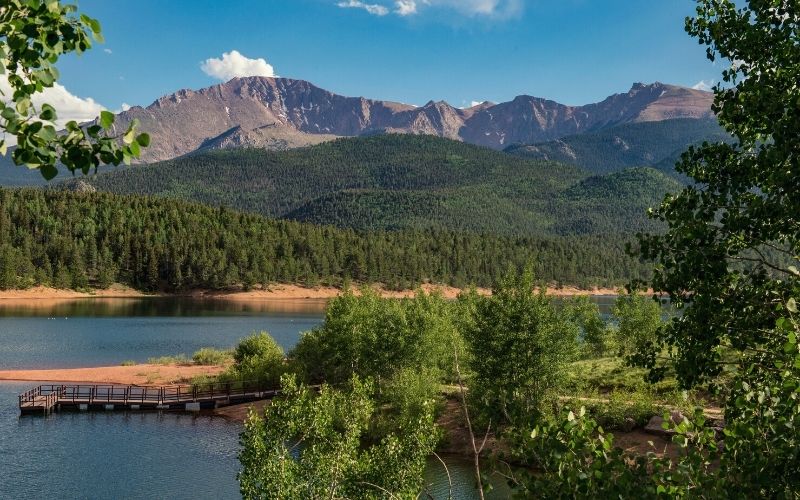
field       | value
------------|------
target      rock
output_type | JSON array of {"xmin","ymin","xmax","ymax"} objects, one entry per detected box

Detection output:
[
  {"xmin": 66, "ymin": 180, "xmax": 97, "ymax": 194},
  {"xmin": 644, "ymin": 415, "xmax": 675, "ymax": 437},
  {"xmin": 620, "ymin": 417, "xmax": 637, "ymax": 432},
  {"xmin": 670, "ymin": 410, "xmax": 686, "ymax": 425}
]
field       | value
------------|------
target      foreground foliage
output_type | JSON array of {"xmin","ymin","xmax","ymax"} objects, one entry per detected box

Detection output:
[
  {"xmin": 238, "ymin": 376, "xmax": 438, "ymax": 499},
  {"xmin": 0, "ymin": 0, "xmax": 147, "ymax": 178}
]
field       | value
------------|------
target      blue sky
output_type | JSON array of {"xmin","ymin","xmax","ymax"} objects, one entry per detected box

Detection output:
[{"xmin": 53, "ymin": 0, "xmax": 718, "ymax": 114}]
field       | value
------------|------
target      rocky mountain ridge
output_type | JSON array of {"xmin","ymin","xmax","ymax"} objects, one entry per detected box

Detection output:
[{"xmin": 103, "ymin": 77, "xmax": 713, "ymax": 162}]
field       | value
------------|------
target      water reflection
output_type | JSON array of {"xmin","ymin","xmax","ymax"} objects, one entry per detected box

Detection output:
[{"xmin": 0, "ymin": 296, "xmax": 329, "ymax": 317}]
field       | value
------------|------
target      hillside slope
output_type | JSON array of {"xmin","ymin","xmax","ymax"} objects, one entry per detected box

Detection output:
[
  {"xmin": 505, "ymin": 118, "xmax": 730, "ymax": 175},
  {"xmin": 69, "ymin": 135, "xmax": 681, "ymax": 236},
  {"xmin": 0, "ymin": 188, "xmax": 652, "ymax": 291}
]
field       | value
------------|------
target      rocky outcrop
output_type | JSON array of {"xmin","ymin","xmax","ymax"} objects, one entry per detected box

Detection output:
[{"xmin": 103, "ymin": 77, "xmax": 714, "ymax": 163}]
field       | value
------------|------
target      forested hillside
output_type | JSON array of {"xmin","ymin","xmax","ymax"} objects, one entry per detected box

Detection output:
[
  {"xmin": 0, "ymin": 189, "xmax": 651, "ymax": 292},
  {"xmin": 505, "ymin": 118, "xmax": 730, "ymax": 175},
  {"xmin": 69, "ymin": 135, "xmax": 680, "ymax": 236}
]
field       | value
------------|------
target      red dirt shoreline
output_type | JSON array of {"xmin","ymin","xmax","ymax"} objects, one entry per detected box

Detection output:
[
  {"xmin": 0, "ymin": 364, "xmax": 226, "ymax": 386},
  {"xmin": 0, "ymin": 283, "xmax": 632, "ymax": 302}
]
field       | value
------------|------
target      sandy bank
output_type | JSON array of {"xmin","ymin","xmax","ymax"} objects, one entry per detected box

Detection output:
[
  {"xmin": 0, "ymin": 284, "xmax": 151, "ymax": 300},
  {"xmin": 0, "ymin": 283, "xmax": 629, "ymax": 302},
  {"xmin": 0, "ymin": 363, "xmax": 225, "ymax": 386}
]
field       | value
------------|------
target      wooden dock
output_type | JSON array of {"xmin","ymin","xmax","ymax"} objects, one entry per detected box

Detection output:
[{"xmin": 19, "ymin": 380, "xmax": 280, "ymax": 415}]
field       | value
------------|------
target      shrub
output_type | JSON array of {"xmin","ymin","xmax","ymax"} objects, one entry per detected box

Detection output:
[
  {"xmin": 563, "ymin": 296, "xmax": 615, "ymax": 357},
  {"xmin": 611, "ymin": 293, "xmax": 663, "ymax": 362},
  {"xmin": 228, "ymin": 331, "xmax": 285, "ymax": 387},
  {"xmin": 464, "ymin": 268, "xmax": 579, "ymax": 426},
  {"xmin": 233, "ymin": 331, "xmax": 283, "ymax": 365},
  {"xmin": 290, "ymin": 288, "xmax": 462, "ymax": 386},
  {"xmin": 192, "ymin": 347, "xmax": 232, "ymax": 366}
]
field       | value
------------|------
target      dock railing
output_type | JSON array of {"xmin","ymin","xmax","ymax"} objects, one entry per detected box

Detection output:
[{"xmin": 18, "ymin": 379, "xmax": 283, "ymax": 410}]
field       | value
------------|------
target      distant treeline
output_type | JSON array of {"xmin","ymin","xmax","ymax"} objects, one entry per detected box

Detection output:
[{"xmin": 0, "ymin": 189, "xmax": 650, "ymax": 291}]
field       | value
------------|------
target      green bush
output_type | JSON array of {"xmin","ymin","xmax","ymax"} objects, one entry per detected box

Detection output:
[
  {"xmin": 192, "ymin": 347, "xmax": 232, "ymax": 366},
  {"xmin": 563, "ymin": 295, "xmax": 616, "ymax": 357},
  {"xmin": 291, "ymin": 288, "xmax": 461, "ymax": 386},
  {"xmin": 233, "ymin": 332, "xmax": 283, "ymax": 365},
  {"xmin": 464, "ymin": 268, "xmax": 579, "ymax": 426},
  {"xmin": 611, "ymin": 293, "xmax": 664, "ymax": 362},
  {"xmin": 120, "ymin": 360, "xmax": 137, "ymax": 366},
  {"xmin": 228, "ymin": 331, "xmax": 285, "ymax": 387},
  {"xmin": 239, "ymin": 375, "xmax": 439, "ymax": 499}
]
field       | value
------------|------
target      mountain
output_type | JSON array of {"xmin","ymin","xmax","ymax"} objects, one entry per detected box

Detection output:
[
  {"xmin": 101, "ymin": 78, "xmax": 714, "ymax": 163},
  {"xmin": 505, "ymin": 118, "xmax": 731, "ymax": 175},
  {"xmin": 67, "ymin": 134, "xmax": 682, "ymax": 237}
]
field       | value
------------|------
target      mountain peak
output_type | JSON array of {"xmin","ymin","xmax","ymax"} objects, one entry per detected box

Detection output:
[{"xmin": 111, "ymin": 78, "xmax": 714, "ymax": 162}]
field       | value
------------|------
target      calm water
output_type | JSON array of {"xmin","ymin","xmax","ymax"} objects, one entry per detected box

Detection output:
[
  {"xmin": 0, "ymin": 298, "xmax": 326, "ymax": 369},
  {"xmin": 0, "ymin": 381, "xmax": 241, "ymax": 499},
  {"xmin": 0, "ymin": 296, "xmax": 548, "ymax": 498}
]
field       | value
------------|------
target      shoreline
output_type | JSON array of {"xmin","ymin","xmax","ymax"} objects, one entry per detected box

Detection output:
[
  {"xmin": 0, "ymin": 363, "xmax": 226, "ymax": 386},
  {"xmin": 0, "ymin": 283, "xmax": 630, "ymax": 301}
]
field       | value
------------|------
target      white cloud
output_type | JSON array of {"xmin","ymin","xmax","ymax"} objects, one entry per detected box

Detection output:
[
  {"xmin": 120, "ymin": 103, "xmax": 131, "ymax": 112},
  {"xmin": 0, "ymin": 78, "xmax": 105, "ymax": 126},
  {"xmin": 336, "ymin": 0, "xmax": 389, "ymax": 15},
  {"xmin": 0, "ymin": 77, "xmax": 107, "ymax": 145},
  {"xmin": 103, "ymin": 48, "xmax": 112, "ymax": 54},
  {"xmin": 394, "ymin": 0, "xmax": 417, "ymax": 15},
  {"xmin": 340, "ymin": 0, "xmax": 521, "ymax": 18},
  {"xmin": 470, "ymin": 101, "xmax": 482, "ymax": 107},
  {"xmin": 428, "ymin": 0, "xmax": 522, "ymax": 17},
  {"xmin": 200, "ymin": 50, "xmax": 277, "ymax": 81},
  {"xmin": 692, "ymin": 80, "xmax": 715, "ymax": 92}
]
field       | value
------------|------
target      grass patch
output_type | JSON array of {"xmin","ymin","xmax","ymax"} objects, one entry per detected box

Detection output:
[
  {"xmin": 565, "ymin": 357, "xmax": 677, "ymax": 395},
  {"xmin": 192, "ymin": 347, "xmax": 233, "ymax": 366},
  {"xmin": 147, "ymin": 354, "xmax": 190, "ymax": 366},
  {"xmin": 563, "ymin": 390, "xmax": 662, "ymax": 430},
  {"xmin": 120, "ymin": 360, "xmax": 137, "ymax": 366}
]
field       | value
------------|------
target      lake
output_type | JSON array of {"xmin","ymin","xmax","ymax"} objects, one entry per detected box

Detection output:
[
  {"xmin": 0, "ymin": 298, "xmax": 327, "ymax": 369},
  {"xmin": 2, "ymin": 295, "xmax": 616, "ymax": 498}
]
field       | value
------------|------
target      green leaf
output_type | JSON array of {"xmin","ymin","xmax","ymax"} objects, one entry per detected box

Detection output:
[
  {"xmin": 39, "ymin": 104, "xmax": 57, "ymax": 121},
  {"xmin": 135, "ymin": 133, "xmax": 150, "ymax": 147},
  {"xmin": 787, "ymin": 298, "xmax": 798, "ymax": 314},
  {"xmin": 37, "ymin": 126, "xmax": 57, "ymax": 142},
  {"xmin": 40, "ymin": 163, "xmax": 58, "ymax": 181},
  {"xmin": 100, "ymin": 110, "xmax": 114, "ymax": 130},
  {"xmin": 15, "ymin": 97, "xmax": 30, "ymax": 115}
]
